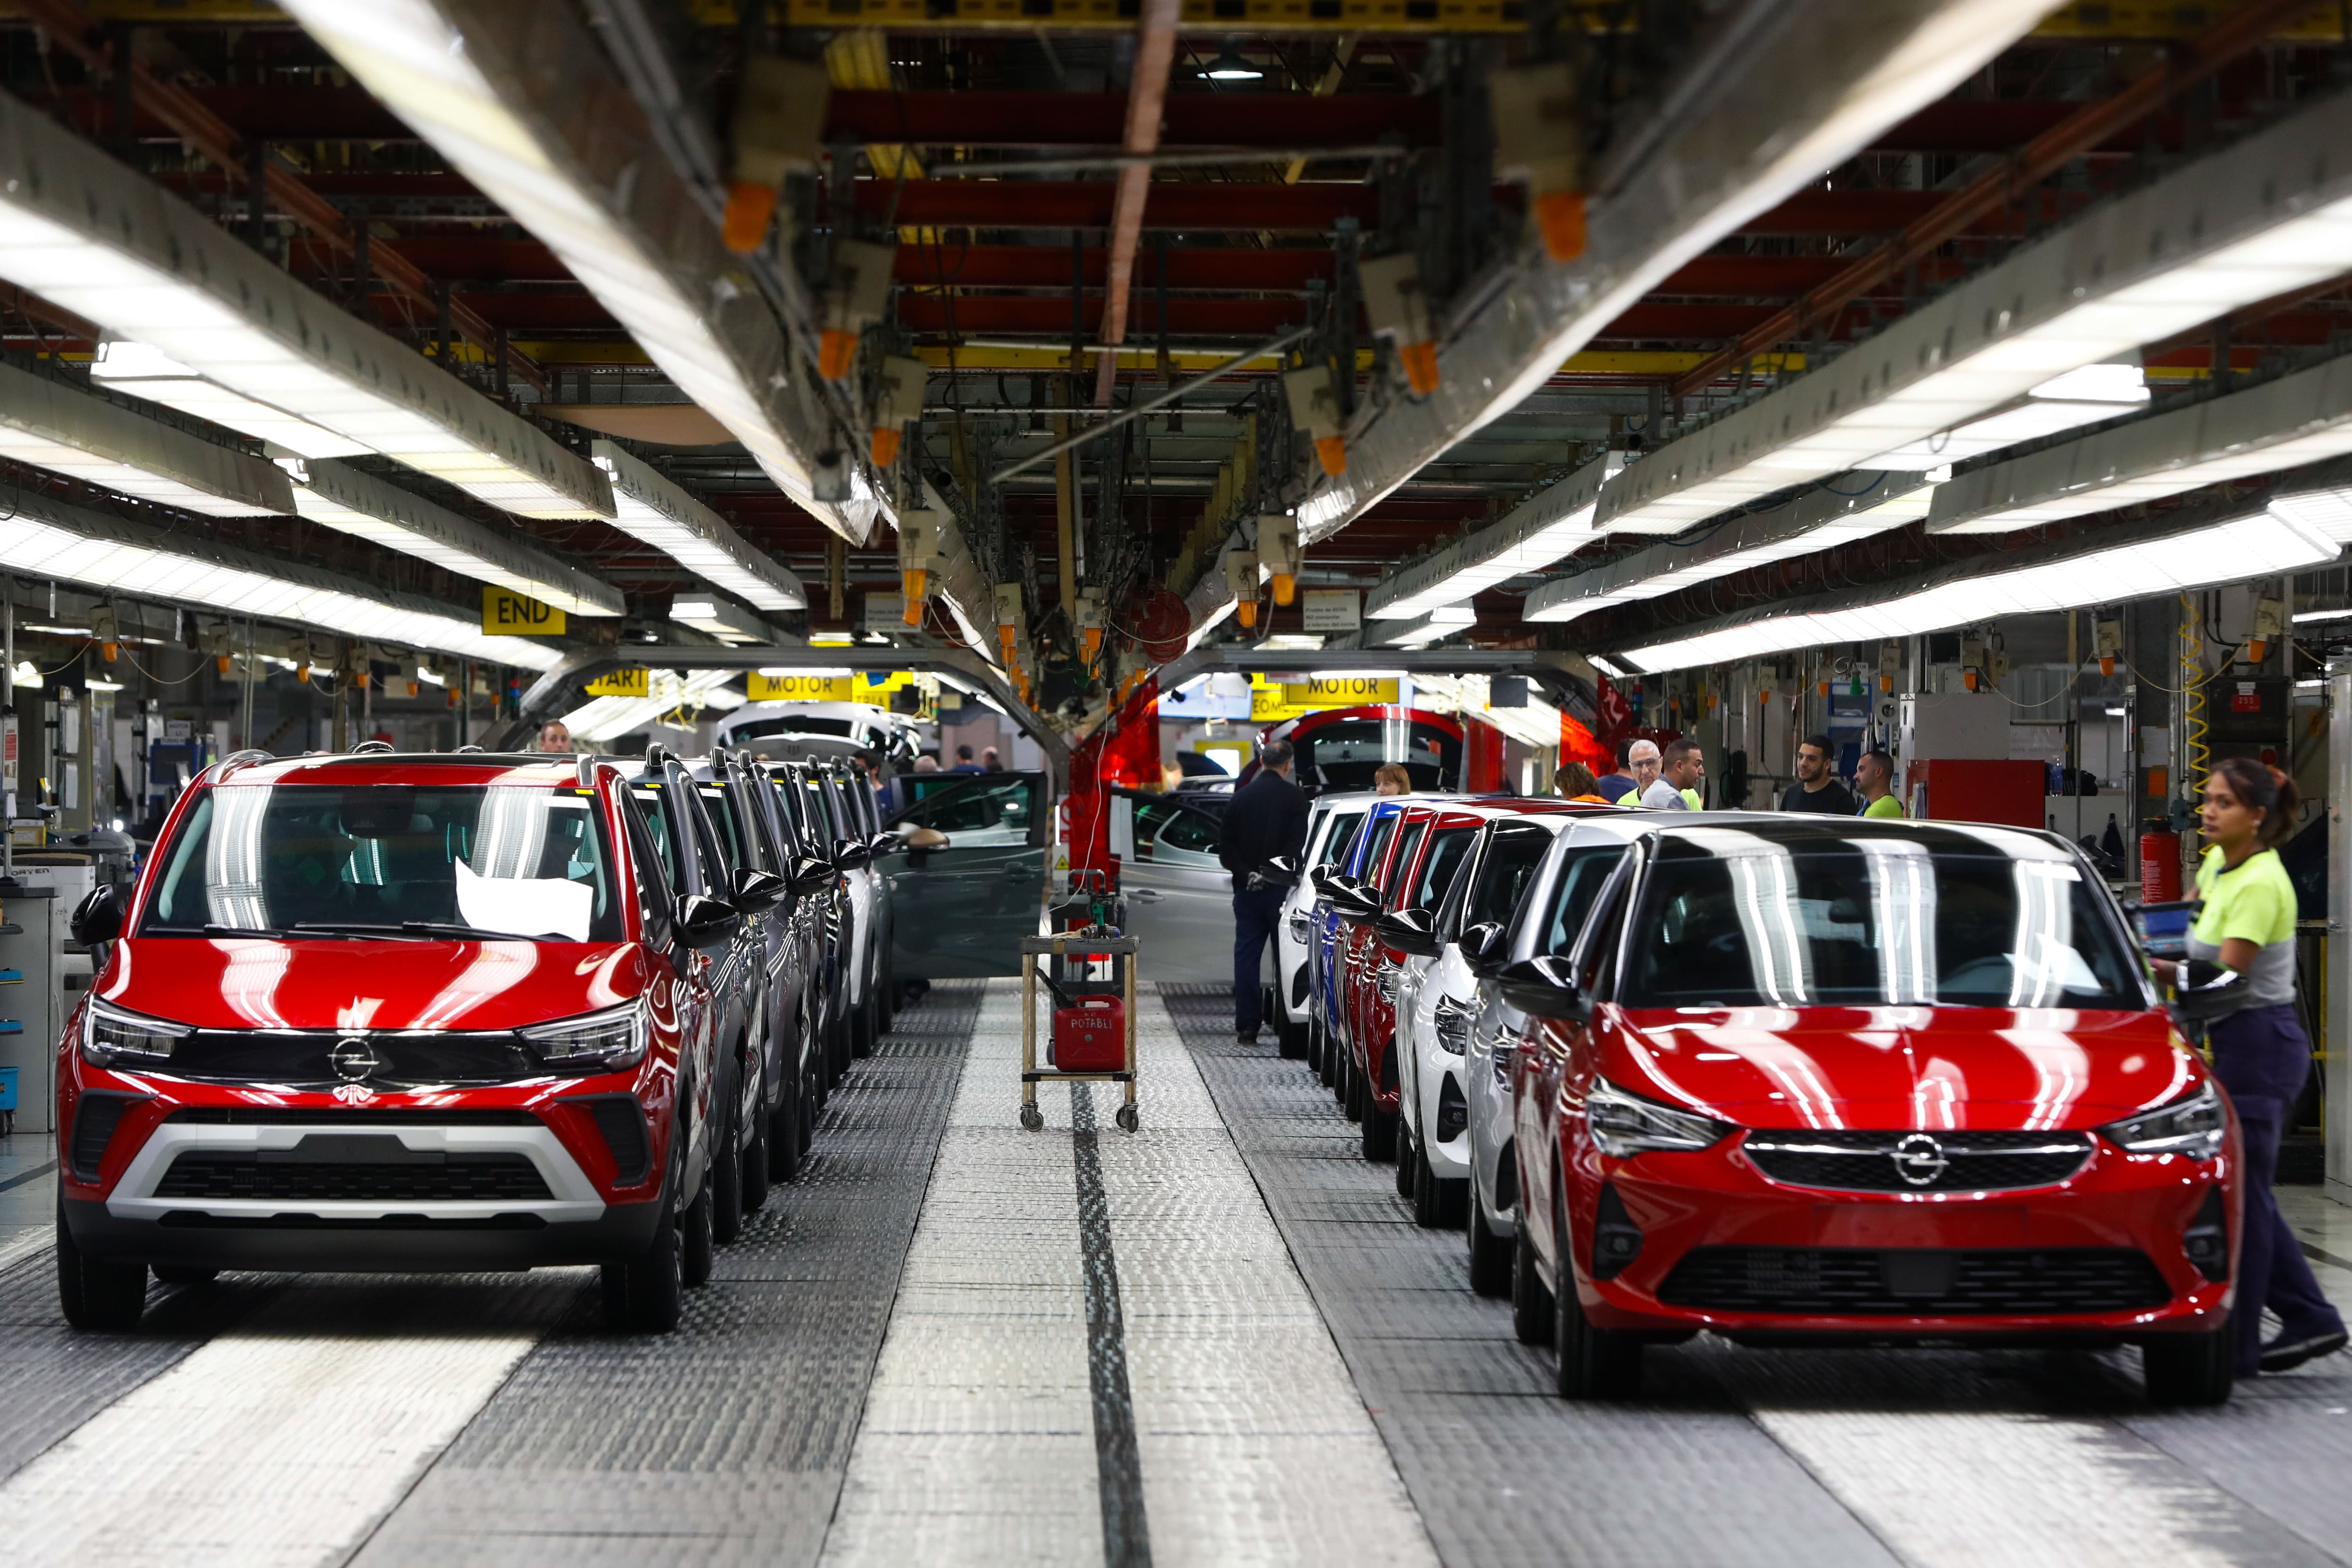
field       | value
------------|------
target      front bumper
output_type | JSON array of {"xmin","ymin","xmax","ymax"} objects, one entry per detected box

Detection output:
[
  {"xmin": 63, "ymin": 1189, "xmax": 661, "ymax": 1273},
  {"xmin": 1570, "ymin": 1139, "xmax": 2235, "ymax": 1339}
]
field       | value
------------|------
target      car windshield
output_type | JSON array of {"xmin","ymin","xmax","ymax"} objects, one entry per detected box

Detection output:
[
  {"xmin": 143, "ymin": 784, "xmax": 623, "ymax": 942},
  {"xmin": 1620, "ymin": 830, "xmax": 2142, "ymax": 1009}
]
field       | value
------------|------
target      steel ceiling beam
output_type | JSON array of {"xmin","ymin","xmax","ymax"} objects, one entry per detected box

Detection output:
[
  {"xmin": 854, "ymin": 180, "xmax": 1384, "ymax": 231},
  {"xmin": 1094, "ymin": 0, "xmax": 1184, "ymax": 406},
  {"xmin": 823, "ymin": 88, "xmax": 1443, "ymax": 150}
]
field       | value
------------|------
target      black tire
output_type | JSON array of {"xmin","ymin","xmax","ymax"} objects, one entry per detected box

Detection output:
[
  {"xmin": 1511, "ymin": 1212, "xmax": 1555, "ymax": 1347},
  {"xmin": 2143, "ymin": 1321, "xmax": 2235, "ymax": 1406},
  {"xmin": 742, "ymin": 1082, "xmax": 771, "ymax": 1217},
  {"xmin": 1555, "ymin": 1265, "xmax": 1644, "ymax": 1399},
  {"xmin": 604, "ymin": 1150, "xmax": 683, "ymax": 1334},
  {"xmin": 768, "ymin": 1047, "xmax": 804, "ymax": 1183},
  {"xmin": 1395, "ymin": 1119, "xmax": 1416, "ymax": 1197},
  {"xmin": 1362, "ymin": 1094, "xmax": 1397, "ymax": 1162},
  {"xmin": 56, "ymin": 1193, "xmax": 146, "ymax": 1332},
  {"xmin": 1306, "ymin": 1013, "xmax": 1326, "ymax": 1078},
  {"xmin": 878, "ymin": 960, "xmax": 896, "ymax": 1035},
  {"xmin": 1343, "ymin": 1053, "xmax": 1365, "ymax": 1124},
  {"xmin": 1468, "ymin": 1191, "xmax": 1512, "ymax": 1297},
  {"xmin": 1278, "ymin": 1010, "xmax": 1307, "ymax": 1060},
  {"xmin": 710, "ymin": 1086, "xmax": 745, "ymax": 1247},
  {"xmin": 850, "ymin": 987, "xmax": 875, "ymax": 1059},
  {"xmin": 1411, "ymin": 1131, "xmax": 1452, "ymax": 1228},
  {"xmin": 1319, "ymin": 1019, "xmax": 1339, "ymax": 1089},
  {"xmin": 152, "ymin": 1266, "xmax": 217, "ymax": 1287},
  {"xmin": 682, "ymin": 1161, "xmax": 715, "ymax": 1288}
]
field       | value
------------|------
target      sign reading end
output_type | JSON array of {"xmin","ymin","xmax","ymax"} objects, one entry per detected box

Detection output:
[{"xmin": 483, "ymin": 586, "xmax": 566, "ymax": 635}]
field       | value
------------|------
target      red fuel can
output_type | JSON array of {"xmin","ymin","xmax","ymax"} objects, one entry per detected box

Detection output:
[
  {"xmin": 2140, "ymin": 830, "xmax": 2182, "ymax": 904},
  {"xmin": 1051, "ymin": 995, "xmax": 1126, "ymax": 1072}
]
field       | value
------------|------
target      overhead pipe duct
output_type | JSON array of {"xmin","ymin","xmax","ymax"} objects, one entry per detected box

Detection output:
[
  {"xmin": 0, "ymin": 358, "xmax": 294, "ymax": 517},
  {"xmin": 1593, "ymin": 86, "xmax": 2352, "ymax": 541},
  {"xmin": 0, "ymin": 487, "xmax": 564, "ymax": 669},
  {"xmin": 1526, "ymin": 473, "xmax": 1936, "ymax": 626},
  {"xmin": 1928, "ymin": 350, "xmax": 2352, "ymax": 538},
  {"xmin": 288, "ymin": 460, "xmax": 625, "ymax": 617},
  {"xmin": 1614, "ymin": 503, "xmax": 2339, "ymax": 674},
  {"xmin": 0, "ymin": 91, "xmax": 612, "ymax": 524},
  {"xmin": 669, "ymin": 594, "xmax": 788, "ymax": 646},
  {"xmin": 1288, "ymin": 0, "xmax": 2054, "ymax": 551},
  {"xmin": 281, "ymin": 0, "xmax": 885, "ymax": 547},
  {"xmin": 592, "ymin": 442, "xmax": 806, "ymax": 615},
  {"xmin": 1364, "ymin": 453, "xmax": 1621, "ymax": 622}
]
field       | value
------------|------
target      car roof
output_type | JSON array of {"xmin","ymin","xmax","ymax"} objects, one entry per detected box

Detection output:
[
  {"xmin": 211, "ymin": 753, "xmax": 580, "ymax": 787},
  {"xmin": 1645, "ymin": 813, "xmax": 2078, "ymax": 859}
]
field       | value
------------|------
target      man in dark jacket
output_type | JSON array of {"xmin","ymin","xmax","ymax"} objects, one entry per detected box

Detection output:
[{"xmin": 1220, "ymin": 739, "xmax": 1310, "ymax": 1043}]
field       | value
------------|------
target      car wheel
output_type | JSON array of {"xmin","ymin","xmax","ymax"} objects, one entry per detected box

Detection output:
[
  {"xmin": 710, "ymin": 1093, "xmax": 745, "ymax": 1246},
  {"xmin": 604, "ymin": 1144, "xmax": 683, "ymax": 1334},
  {"xmin": 1343, "ymin": 1053, "xmax": 1365, "ymax": 1124},
  {"xmin": 879, "ymin": 961, "xmax": 896, "ymax": 1034},
  {"xmin": 1411, "ymin": 1130, "xmax": 1441, "ymax": 1227},
  {"xmin": 742, "ymin": 1088, "xmax": 771, "ymax": 1216},
  {"xmin": 1511, "ymin": 1211, "xmax": 1554, "ymax": 1348},
  {"xmin": 1554, "ymin": 1178, "xmax": 1644, "ymax": 1399},
  {"xmin": 56, "ymin": 1193, "xmax": 147, "ymax": 1332},
  {"xmin": 1361, "ymin": 1092, "xmax": 1397, "ymax": 1162},
  {"xmin": 682, "ymin": 1165, "xmax": 715, "ymax": 1288},
  {"xmin": 1395, "ymin": 1119, "xmax": 1416, "ymax": 1198},
  {"xmin": 1468, "ymin": 1190, "xmax": 1512, "ymax": 1297},
  {"xmin": 1306, "ymin": 1012, "xmax": 1325, "ymax": 1078},
  {"xmin": 2143, "ymin": 1321, "xmax": 2235, "ymax": 1406},
  {"xmin": 850, "ymin": 990, "xmax": 874, "ymax": 1059},
  {"xmin": 769, "ymin": 1051, "xmax": 804, "ymax": 1182},
  {"xmin": 152, "ymin": 1266, "xmax": 217, "ymax": 1287},
  {"xmin": 1278, "ymin": 1010, "xmax": 1307, "ymax": 1060}
]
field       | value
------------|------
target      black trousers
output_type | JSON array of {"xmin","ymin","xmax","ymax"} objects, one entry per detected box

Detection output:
[{"xmin": 1232, "ymin": 884, "xmax": 1286, "ymax": 1035}]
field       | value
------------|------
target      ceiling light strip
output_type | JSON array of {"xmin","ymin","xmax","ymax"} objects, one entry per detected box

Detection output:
[
  {"xmin": 1620, "ymin": 512, "xmax": 2338, "ymax": 672},
  {"xmin": 593, "ymin": 442, "xmax": 806, "ymax": 614},
  {"xmin": 0, "ymin": 92, "xmax": 612, "ymax": 523},
  {"xmin": 0, "ymin": 357, "xmax": 294, "ymax": 518},
  {"xmin": 279, "ymin": 0, "xmax": 883, "ymax": 546},
  {"xmin": 1364, "ymin": 453, "xmax": 1620, "ymax": 621},
  {"xmin": 1595, "ymin": 88, "xmax": 2352, "ymax": 540},
  {"xmin": 0, "ymin": 488, "xmax": 562, "ymax": 669},
  {"xmin": 291, "ymin": 460, "xmax": 624, "ymax": 616}
]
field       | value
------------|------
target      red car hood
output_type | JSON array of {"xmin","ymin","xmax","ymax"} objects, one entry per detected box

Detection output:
[
  {"xmin": 1604, "ymin": 1005, "xmax": 2199, "ymax": 1132},
  {"xmin": 100, "ymin": 937, "xmax": 644, "ymax": 1033}
]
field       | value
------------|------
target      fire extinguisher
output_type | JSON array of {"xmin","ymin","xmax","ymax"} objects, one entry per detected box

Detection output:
[{"xmin": 2140, "ymin": 830, "xmax": 2182, "ymax": 904}]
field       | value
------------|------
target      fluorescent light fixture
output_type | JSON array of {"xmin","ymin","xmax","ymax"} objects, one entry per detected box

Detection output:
[
  {"xmin": 2298, "ymin": 678, "xmax": 2327, "ymax": 690},
  {"xmin": 10, "ymin": 661, "xmax": 38, "ymax": 687},
  {"xmin": 23, "ymin": 623, "xmax": 93, "ymax": 637},
  {"xmin": 593, "ymin": 442, "xmax": 806, "ymax": 613},
  {"xmin": 562, "ymin": 666, "xmax": 741, "ymax": 743},
  {"xmin": 282, "ymin": 0, "xmax": 882, "ymax": 545},
  {"xmin": 2105, "ymin": 704, "xmax": 2129, "ymax": 714},
  {"xmin": 85, "ymin": 677, "xmax": 123, "ymax": 692},
  {"xmin": 287, "ymin": 459, "xmax": 622, "ymax": 615},
  {"xmin": 1587, "ymin": 653, "xmax": 1630, "ymax": 680},
  {"xmin": 1261, "ymin": 634, "xmax": 1326, "ymax": 650},
  {"xmin": 0, "ymin": 98, "xmax": 613, "ymax": 523},
  {"xmin": 1866, "ymin": 361, "xmax": 2147, "ymax": 469},
  {"xmin": 1367, "ymin": 454, "xmax": 1620, "ymax": 621},
  {"xmin": 670, "ymin": 595, "xmax": 777, "ymax": 646},
  {"xmin": 1933, "ymin": 352, "xmax": 2352, "ymax": 537},
  {"xmin": 0, "ymin": 487, "xmax": 562, "ymax": 670},
  {"xmin": 2293, "ymin": 605, "xmax": 2352, "ymax": 623},
  {"xmin": 415, "ymin": 664, "xmax": 446, "ymax": 686},
  {"xmin": 1199, "ymin": 44, "xmax": 1264, "ymax": 80},
  {"xmin": 810, "ymin": 631, "xmax": 855, "ymax": 647},
  {"xmin": 0, "ymin": 357, "xmax": 295, "ymax": 517},
  {"xmin": 1619, "ymin": 511, "xmax": 2336, "ymax": 672},
  {"xmin": 1528, "ymin": 476, "xmax": 1937, "ymax": 624},
  {"xmin": 1382, "ymin": 605, "xmax": 1476, "ymax": 646},
  {"xmin": 1594, "ymin": 89, "xmax": 2352, "ymax": 539}
]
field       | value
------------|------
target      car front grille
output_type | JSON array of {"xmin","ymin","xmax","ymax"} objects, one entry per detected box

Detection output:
[
  {"xmin": 1658, "ymin": 1246, "xmax": 2171, "ymax": 1316},
  {"xmin": 160, "ymin": 1029, "xmax": 540, "ymax": 1089},
  {"xmin": 155, "ymin": 1148, "xmax": 551, "ymax": 1203},
  {"xmin": 1741, "ymin": 1130, "xmax": 2093, "ymax": 1194}
]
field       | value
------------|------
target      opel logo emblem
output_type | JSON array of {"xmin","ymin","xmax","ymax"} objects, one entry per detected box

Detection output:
[
  {"xmin": 1891, "ymin": 1132, "xmax": 1949, "ymax": 1187},
  {"xmin": 329, "ymin": 1037, "xmax": 380, "ymax": 1083}
]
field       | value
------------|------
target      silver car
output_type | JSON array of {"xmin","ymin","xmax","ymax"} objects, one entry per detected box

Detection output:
[
  {"xmin": 1462, "ymin": 812, "xmax": 1651, "ymax": 1297},
  {"xmin": 1277, "ymin": 792, "xmax": 1375, "ymax": 1059}
]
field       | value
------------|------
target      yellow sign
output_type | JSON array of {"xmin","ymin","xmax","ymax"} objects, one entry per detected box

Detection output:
[
  {"xmin": 1285, "ymin": 676, "xmax": 1398, "ymax": 708},
  {"xmin": 749, "ymin": 674, "xmax": 853, "ymax": 702},
  {"xmin": 482, "ymin": 586, "xmax": 565, "ymax": 636},
  {"xmin": 584, "ymin": 668, "xmax": 649, "ymax": 698}
]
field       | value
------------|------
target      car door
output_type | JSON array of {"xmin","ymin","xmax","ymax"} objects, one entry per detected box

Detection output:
[
  {"xmin": 1118, "ymin": 791, "xmax": 1236, "ymax": 982},
  {"xmin": 882, "ymin": 770, "xmax": 1049, "ymax": 978},
  {"xmin": 628, "ymin": 766, "xmax": 720, "ymax": 1191}
]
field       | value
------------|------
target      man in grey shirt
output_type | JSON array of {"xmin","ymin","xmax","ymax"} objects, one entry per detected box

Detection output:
[{"xmin": 1641, "ymin": 738, "xmax": 1704, "ymax": 811}]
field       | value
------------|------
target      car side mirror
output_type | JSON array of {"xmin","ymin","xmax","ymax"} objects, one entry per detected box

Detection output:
[
  {"xmin": 71, "ymin": 884, "xmax": 123, "ymax": 945},
  {"xmin": 1458, "ymin": 921, "xmax": 1507, "ymax": 975},
  {"xmin": 730, "ymin": 867, "xmax": 787, "ymax": 914},
  {"xmin": 789, "ymin": 856, "xmax": 838, "ymax": 895},
  {"xmin": 1494, "ymin": 955, "xmax": 1585, "ymax": 1019},
  {"xmin": 674, "ymin": 893, "xmax": 743, "ymax": 951},
  {"xmin": 1374, "ymin": 906, "xmax": 1440, "ymax": 957},
  {"xmin": 1309, "ymin": 864, "xmax": 1342, "ymax": 896},
  {"xmin": 1264, "ymin": 854, "xmax": 1301, "ymax": 883},
  {"xmin": 868, "ymin": 832, "xmax": 898, "ymax": 857},
  {"xmin": 834, "ymin": 838, "xmax": 872, "ymax": 870}
]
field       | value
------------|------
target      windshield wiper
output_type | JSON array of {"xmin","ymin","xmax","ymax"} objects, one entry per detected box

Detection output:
[
  {"xmin": 141, "ymin": 923, "xmax": 294, "ymax": 939},
  {"xmin": 291, "ymin": 920, "xmax": 512, "ymax": 940}
]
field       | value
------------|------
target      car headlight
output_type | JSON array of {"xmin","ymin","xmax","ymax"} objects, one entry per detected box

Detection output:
[
  {"xmin": 81, "ymin": 1000, "xmax": 191, "ymax": 1068},
  {"xmin": 2100, "ymin": 1079, "xmax": 2225, "ymax": 1160},
  {"xmin": 1435, "ymin": 996, "xmax": 1475, "ymax": 1055},
  {"xmin": 1584, "ymin": 1078, "xmax": 1730, "ymax": 1159},
  {"xmin": 521, "ymin": 1001, "xmax": 649, "ymax": 1073}
]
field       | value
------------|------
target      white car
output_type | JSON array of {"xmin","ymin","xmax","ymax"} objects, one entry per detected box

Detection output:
[
  {"xmin": 1276, "ymin": 792, "xmax": 1376, "ymax": 1059},
  {"xmin": 717, "ymin": 700, "xmax": 927, "ymax": 764},
  {"xmin": 1462, "ymin": 812, "xmax": 1651, "ymax": 1297},
  {"xmin": 1391, "ymin": 805, "xmax": 1584, "ymax": 1228}
]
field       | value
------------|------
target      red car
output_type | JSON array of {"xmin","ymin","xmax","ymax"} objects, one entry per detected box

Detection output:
[
  {"xmin": 1331, "ymin": 800, "xmax": 1447, "ymax": 1146},
  {"xmin": 1504, "ymin": 815, "xmax": 2240, "ymax": 1405},
  {"xmin": 53, "ymin": 750, "xmax": 763, "ymax": 1335}
]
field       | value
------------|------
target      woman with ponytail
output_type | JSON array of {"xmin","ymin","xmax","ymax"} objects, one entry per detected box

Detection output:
[{"xmin": 2177, "ymin": 757, "xmax": 2346, "ymax": 1376}]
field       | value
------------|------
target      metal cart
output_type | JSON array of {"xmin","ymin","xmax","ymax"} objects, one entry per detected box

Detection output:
[{"xmin": 1019, "ymin": 932, "xmax": 1139, "ymax": 1132}]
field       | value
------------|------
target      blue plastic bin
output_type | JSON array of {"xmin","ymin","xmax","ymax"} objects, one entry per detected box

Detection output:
[{"xmin": 0, "ymin": 1066, "xmax": 17, "ymax": 1112}]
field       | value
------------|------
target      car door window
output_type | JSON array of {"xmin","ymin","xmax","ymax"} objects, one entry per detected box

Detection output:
[
  {"xmin": 894, "ymin": 772, "xmax": 1036, "ymax": 847},
  {"xmin": 619, "ymin": 789, "xmax": 674, "ymax": 947},
  {"xmin": 1381, "ymin": 821, "xmax": 1430, "ymax": 909},
  {"xmin": 1351, "ymin": 813, "xmax": 1397, "ymax": 878},
  {"xmin": 1570, "ymin": 854, "xmax": 1639, "ymax": 999},
  {"xmin": 1156, "ymin": 807, "xmax": 1221, "ymax": 860},
  {"xmin": 701, "ymin": 785, "xmax": 754, "ymax": 873},
  {"xmin": 1467, "ymin": 824, "xmax": 1550, "ymax": 930},
  {"xmin": 1410, "ymin": 826, "xmax": 1477, "ymax": 912},
  {"xmin": 631, "ymin": 783, "xmax": 699, "ymax": 896},
  {"xmin": 1538, "ymin": 845, "xmax": 1631, "ymax": 956},
  {"xmin": 1316, "ymin": 810, "xmax": 1364, "ymax": 869}
]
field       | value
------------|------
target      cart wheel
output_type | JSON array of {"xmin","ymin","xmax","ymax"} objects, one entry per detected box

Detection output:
[
  {"xmin": 1020, "ymin": 1103, "xmax": 1044, "ymax": 1132},
  {"xmin": 1116, "ymin": 1104, "xmax": 1139, "ymax": 1133}
]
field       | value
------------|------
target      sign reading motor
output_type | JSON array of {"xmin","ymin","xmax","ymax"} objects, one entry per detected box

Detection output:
[{"xmin": 482, "ymin": 586, "xmax": 566, "ymax": 635}]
